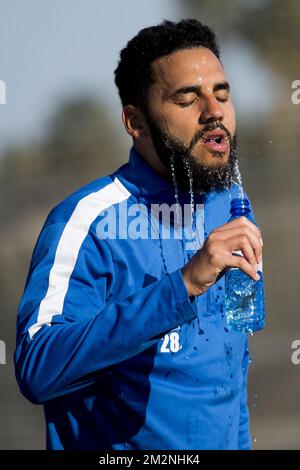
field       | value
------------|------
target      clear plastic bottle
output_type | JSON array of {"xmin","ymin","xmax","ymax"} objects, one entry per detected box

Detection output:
[{"xmin": 224, "ymin": 197, "xmax": 266, "ymax": 334}]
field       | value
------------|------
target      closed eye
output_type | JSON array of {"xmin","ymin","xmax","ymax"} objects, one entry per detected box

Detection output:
[
  {"xmin": 216, "ymin": 96, "xmax": 229, "ymax": 103},
  {"xmin": 176, "ymin": 99, "xmax": 197, "ymax": 107},
  {"xmin": 176, "ymin": 93, "xmax": 229, "ymax": 107},
  {"xmin": 216, "ymin": 91, "xmax": 230, "ymax": 103}
]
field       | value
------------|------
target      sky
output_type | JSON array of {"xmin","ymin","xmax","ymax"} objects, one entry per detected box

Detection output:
[{"xmin": 0, "ymin": 0, "xmax": 281, "ymax": 156}]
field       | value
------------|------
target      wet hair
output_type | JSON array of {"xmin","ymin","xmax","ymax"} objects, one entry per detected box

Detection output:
[{"xmin": 114, "ymin": 19, "xmax": 220, "ymax": 110}]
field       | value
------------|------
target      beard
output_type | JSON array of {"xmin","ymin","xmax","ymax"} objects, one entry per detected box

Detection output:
[{"xmin": 142, "ymin": 105, "xmax": 238, "ymax": 194}]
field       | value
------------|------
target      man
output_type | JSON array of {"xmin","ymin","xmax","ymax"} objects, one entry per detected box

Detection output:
[{"xmin": 14, "ymin": 19, "xmax": 263, "ymax": 450}]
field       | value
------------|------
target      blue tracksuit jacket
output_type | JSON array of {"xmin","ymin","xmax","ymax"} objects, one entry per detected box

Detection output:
[{"xmin": 14, "ymin": 145, "xmax": 252, "ymax": 450}]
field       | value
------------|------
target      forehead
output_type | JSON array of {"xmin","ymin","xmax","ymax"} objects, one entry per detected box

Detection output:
[{"xmin": 150, "ymin": 47, "xmax": 226, "ymax": 93}]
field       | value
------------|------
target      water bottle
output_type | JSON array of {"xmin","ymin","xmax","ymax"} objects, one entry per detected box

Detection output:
[{"xmin": 224, "ymin": 197, "xmax": 266, "ymax": 334}]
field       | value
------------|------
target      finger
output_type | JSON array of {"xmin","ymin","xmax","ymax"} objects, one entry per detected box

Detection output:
[
  {"xmin": 223, "ymin": 253, "xmax": 260, "ymax": 281},
  {"xmin": 216, "ymin": 226, "xmax": 262, "ymax": 265},
  {"xmin": 217, "ymin": 216, "xmax": 262, "ymax": 244},
  {"xmin": 226, "ymin": 235, "xmax": 258, "ymax": 272}
]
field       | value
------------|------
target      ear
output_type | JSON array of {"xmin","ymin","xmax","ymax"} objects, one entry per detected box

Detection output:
[{"xmin": 122, "ymin": 105, "xmax": 149, "ymax": 139}]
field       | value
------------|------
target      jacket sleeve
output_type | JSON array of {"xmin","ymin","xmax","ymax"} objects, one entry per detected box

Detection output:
[
  {"xmin": 238, "ymin": 337, "xmax": 252, "ymax": 450},
  {"xmin": 14, "ymin": 221, "xmax": 198, "ymax": 405}
]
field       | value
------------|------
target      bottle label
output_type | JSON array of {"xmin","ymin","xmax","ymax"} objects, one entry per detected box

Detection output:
[
  {"xmin": 231, "ymin": 250, "xmax": 243, "ymax": 270},
  {"xmin": 231, "ymin": 250, "xmax": 263, "ymax": 272}
]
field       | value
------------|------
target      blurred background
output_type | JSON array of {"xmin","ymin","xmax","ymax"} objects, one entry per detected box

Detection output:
[{"xmin": 0, "ymin": 0, "xmax": 299, "ymax": 449}]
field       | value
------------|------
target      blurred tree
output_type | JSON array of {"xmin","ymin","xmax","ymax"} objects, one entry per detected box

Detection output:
[
  {"xmin": 0, "ymin": 96, "xmax": 128, "ymax": 217},
  {"xmin": 44, "ymin": 97, "xmax": 126, "ymax": 179},
  {"xmin": 180, "ymin": 0, "xmax": 300, "ymax": 77}
]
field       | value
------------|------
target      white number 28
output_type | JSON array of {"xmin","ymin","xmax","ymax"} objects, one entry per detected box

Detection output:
[{"xmin": 160, "ymin": 331, "xmax": 182, "ymax": 353}]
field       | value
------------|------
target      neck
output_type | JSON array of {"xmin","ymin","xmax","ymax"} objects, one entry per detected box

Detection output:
[{"xmin": 133, "ymin": 143, "xmax": 172, "ymax": 182}]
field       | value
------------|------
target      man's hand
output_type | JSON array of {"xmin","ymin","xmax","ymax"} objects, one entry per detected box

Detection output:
[{"xmin": 181, "ymin": 216, "xmax": 263, "ymax": 298}]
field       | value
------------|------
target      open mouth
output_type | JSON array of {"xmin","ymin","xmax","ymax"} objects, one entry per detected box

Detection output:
[
  {"xmin": 201, "ymin": 129, "xmax": 229, "ymax": 154},
  {"xmin": 203, "ymin": 135, "xmax": 228, "ymax": 144}
]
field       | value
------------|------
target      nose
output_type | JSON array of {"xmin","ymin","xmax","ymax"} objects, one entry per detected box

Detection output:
[{"xmin": 199, "ymin": 97, "xmax": 224, "ymax": 124}]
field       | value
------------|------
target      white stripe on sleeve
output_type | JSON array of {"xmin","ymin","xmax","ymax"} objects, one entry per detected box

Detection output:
[{"xmin": 28, "ymin": 177, "xmax": 130, "ymax": 339}]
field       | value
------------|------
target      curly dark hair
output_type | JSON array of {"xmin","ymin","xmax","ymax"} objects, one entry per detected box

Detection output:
[{"xmin": 114, "ymin": 19, "xmax": 220, "ymax": 111}]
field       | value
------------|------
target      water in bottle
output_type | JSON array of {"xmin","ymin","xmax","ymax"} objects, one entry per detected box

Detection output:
[{"xmin": 225, "ymin": 197, "xmax": 266, "ymax": 335}]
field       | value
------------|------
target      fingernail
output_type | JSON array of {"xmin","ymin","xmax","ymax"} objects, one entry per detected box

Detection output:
[
  {"xmin": 260, "ymin": 238, "xmax": 263, "ymax": 246},
  {"xmin": 255, "ymin": 273, "xmax": 260, "ymax": 281}
]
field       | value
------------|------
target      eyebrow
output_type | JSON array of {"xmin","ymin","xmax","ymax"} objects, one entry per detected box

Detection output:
[{"xmin": 169, "ymin": 81, "xmax": 230, "ymax": 97}]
